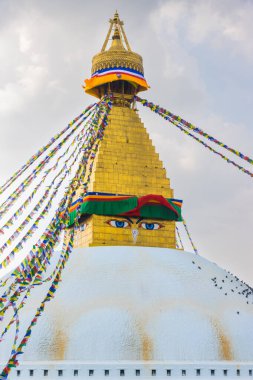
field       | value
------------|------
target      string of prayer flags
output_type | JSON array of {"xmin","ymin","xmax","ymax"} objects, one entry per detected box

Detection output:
[
  {"xmin": 0, "ymin": 95, "xmax": 113, "ymax": 379},
  {"xmin": 176, "ymin": 226, "xmax": 184, "ymax": 250},
  {"xmin": 10, "ymin": 303, "xmax": 20, "ymax": 356},
  {"xmin": 0, "ymin": 230, "xmax": 74, "ymax": 378},
  {"xmin": 136, "ymin": 96, "xmax": 253, "ymax": 178},
  {"xmin": 182, "ymin": 219, "xmax": 198, "ymax": 255},
  {"xmin": 0, "ymin": 97, "xmax": 112, "ymax": 271},
  {"xmin": 0, "ymin": 288, "xmax": 32, "ymax": 343},
  {"xmin": 1, "ymin": 95, "xmax": 111, "ymax": 273},
  {"xmin": 0, "ymin": 103, "xmax": 96, "ymax": 195},
  {"xmin": 0, "ymin": 118, "xmax": 98, "ymax": 253},
  {"xmin": 0, "ymin": 104, "xmax": 97, "ymax": 217}
]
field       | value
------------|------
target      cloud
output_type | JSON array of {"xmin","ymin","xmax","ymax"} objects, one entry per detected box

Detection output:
[
  {"xmin": 0, "ymin": 8, "xmax": 49, "ymax": 115},
  {"xmin": 151, "ymin": 0, "xmax": 253, "ymax": 61},
  {"xmin": 0, "ymin": 64, "xmax": 48, "ymax": 113},
  {"xmin": 18, "ymin": 25, "xmax": 32, "ymax": 53}
]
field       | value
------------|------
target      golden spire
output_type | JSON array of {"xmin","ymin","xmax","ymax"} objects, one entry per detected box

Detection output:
[
  {"xmin": 101, "ymin": 11, "xmax": 131, "ymax": 52},
  {"xmin": 84, "ymin": 11, "xmax": 149, "ymax": 99},
  {"xmin": 76, "ymin": 12, "xmax": 176, "ymax": 249},
  {"xmin": 109, "ymin": 25, "xmax": 124, "ymax": 51}
]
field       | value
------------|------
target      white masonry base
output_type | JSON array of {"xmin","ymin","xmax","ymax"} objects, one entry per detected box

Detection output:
[{"xmin": 4, "ymin": 361, "xmax": 253, "ymax": 380}]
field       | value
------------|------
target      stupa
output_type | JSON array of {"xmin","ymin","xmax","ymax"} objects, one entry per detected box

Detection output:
[{"xmin": 1, "ymin": 11, "xmax": 253, "ymax": 380}]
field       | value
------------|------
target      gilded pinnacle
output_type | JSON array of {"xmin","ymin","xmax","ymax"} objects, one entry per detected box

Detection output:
[
  {"xmin": 84, "ymin": 11, "xmax": 149, "ymax": 98},
  {"xmin": 113, "ymin": 10, "xmax": 119, "ymax": 23}
]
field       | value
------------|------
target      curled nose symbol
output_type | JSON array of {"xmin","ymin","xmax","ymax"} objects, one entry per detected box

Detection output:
[{"xmin": 132, "ymin": 228, "xmax": 138, "ymax": 243}]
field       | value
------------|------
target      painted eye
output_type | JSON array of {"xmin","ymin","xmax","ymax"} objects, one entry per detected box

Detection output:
[
  {"xmin": 80, "ymin": 223, "xmax": 87, "ymax": 231},
  {"xmin": 140, "ymin": 222, "xmax": 162, "ymax": 230},
  {"xmin": 107, "ymin": 220, "xmax": 130, "ymax": 228},
  {"xmin": 76, "ymin": 223, "xmax": 87, "ymax": 231}
]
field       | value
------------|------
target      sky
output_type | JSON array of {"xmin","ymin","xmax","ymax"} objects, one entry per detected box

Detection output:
[{"xmin": 0, "ymin": 0, "xmax": 252, "ymax": 284}]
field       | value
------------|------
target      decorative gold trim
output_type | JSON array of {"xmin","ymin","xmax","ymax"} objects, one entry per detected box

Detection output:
[{"xmin": 92, "ymin": 50, "xmax": 144, "ymax": 75}]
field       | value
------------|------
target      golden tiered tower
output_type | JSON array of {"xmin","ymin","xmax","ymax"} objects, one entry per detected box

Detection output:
[{"xmin": 74, "ymin": 12, "xmax": 177, "ymax": 249}]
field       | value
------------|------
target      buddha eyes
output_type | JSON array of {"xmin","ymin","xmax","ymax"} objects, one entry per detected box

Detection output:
[
  {"xmin": 78, "ymin": 223, "xmax": 87, "ymax": 231},
  {"xmin": 140, "ymin": 222, "xmax": 163, "ymax": 230},
  {"xmin": 107, "ymin": 220, "xmax": 163, "ymax": 230},
  {"xmin": 107, "ymin": 220, "xmax": 130, "ymax": 228}
]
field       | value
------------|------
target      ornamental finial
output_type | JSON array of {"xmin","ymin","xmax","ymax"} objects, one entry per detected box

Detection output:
[
  {"xmin": 84, "ymin": 12, "xmax": 149, "ymax": 99},
  {"xmin": 113, "ymin": 10, "xmax": 119, "ymax": 22},
  {"xmin": 100, "ymin": 11, "xmax": 131, "ymax": 52}
]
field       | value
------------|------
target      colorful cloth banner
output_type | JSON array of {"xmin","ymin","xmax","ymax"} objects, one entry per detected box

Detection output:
[
  {"xmin": 65, "ymin": 192, "xmax": 183, "ymax": 225},
  {"xmin": 85, "ymin": 66, "xmax": 149, "ymax": 97}
]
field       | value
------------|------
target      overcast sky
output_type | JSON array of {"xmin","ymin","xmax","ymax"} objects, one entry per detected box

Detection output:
[{"xmin": 0, "ymin": 0, "xmax": 252, "ymax": 284}]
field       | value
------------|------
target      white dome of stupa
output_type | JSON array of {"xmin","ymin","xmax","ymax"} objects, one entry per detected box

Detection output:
[{"xmin": 2, "ymin": 246, "xmax": 253, "ymax": 365}]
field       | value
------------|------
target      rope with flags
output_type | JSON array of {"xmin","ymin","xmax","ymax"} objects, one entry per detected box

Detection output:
[
  {"xmin": 0, "ymin": 103, "xmax": 96, "ymax": 195},
  {"xmin": 0, "ymin": 95, "xmax": 113, "ymax": 378},
  {"xmin": 182, "ymin": 219, "xmax": 198, "ymax": 255},
  {"xmin": 0, "ymin": 113, "xmax": 95, "ymax": 223},
  {"xmin": 0, "ymin": 95, "xmax": 111, "ymax": 287},
  {"xmin": 0, "ymin": 104, "xmax": 98, "ymax": 217},
  {"xmin": 0, "ymin": 230, "xmax": 74, "ymax": 379},
  {"xmin": 0, "ymin": 107, "xmax": 105, "ymax": 261},
  {"xmin": 0, "ymin": 109, "xmax": 98, "ymax": 223},
  {"xmin": 176, "ymin": 225, "xmax": 184, "ymax": 250},
  {"xmin": 0, "ymin": 92, "xmax": 205, "ymax": 377},
  {"xmin": 9, "ymin": 303, "xmax": 20, "ymax": 357},
  {"xmin": 136, "ymin": 96, "xmax": 253, "ymax": 178}
]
